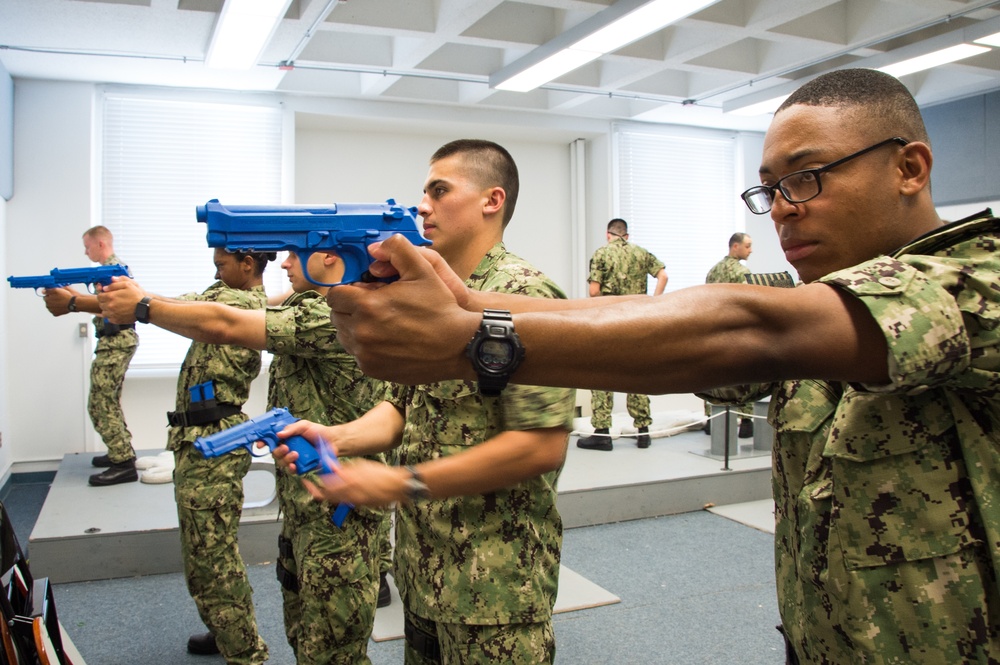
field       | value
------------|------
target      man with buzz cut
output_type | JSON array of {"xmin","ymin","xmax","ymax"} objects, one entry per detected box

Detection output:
[
  {"xmin": 273, "ymin": 139, "xmax": 576, "ymax": 664},
  {"xmin": 43, "ymin": 225, "xmax": 140, "ymax": 486}
]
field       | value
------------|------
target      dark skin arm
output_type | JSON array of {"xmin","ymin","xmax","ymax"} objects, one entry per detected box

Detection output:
[{"xmin": 326, "ymin": 234, "xmax": 889, "ymax": 393}]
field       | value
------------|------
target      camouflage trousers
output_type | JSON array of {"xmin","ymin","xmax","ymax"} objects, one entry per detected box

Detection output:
[
  {"xmin": 174, "ymin": 445, "xmax": 268, "ymax": 665},
  {"xmin": 403, "ymin": 610, "xmax": 555, "ymax": 665},
  {"xmin": 703, "ymin": 400, "xmax": 753, "ymax": 418},
  {"xmin": 87, "ymin": 341, "xmax": 137, "ymax": 463},
  {"xmin": 276, "ymin": 470, "xmax": 384, "ymax": 664},
  {"xmin": 589, "ymin": 390, "xmax": 651, "ymax": 429}
]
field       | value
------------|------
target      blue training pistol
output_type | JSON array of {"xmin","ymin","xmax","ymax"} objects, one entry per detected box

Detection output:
[
  {"xmin": 7, "ymin": 264, "xmax": 132, "ymax": 295},
  {"xmin": 196, "ymin": 198, "xmax": 431, "ymax": 287},
  {"xmin": 193, "ymin": 407, "xmax": 352, "ymax": 527}
]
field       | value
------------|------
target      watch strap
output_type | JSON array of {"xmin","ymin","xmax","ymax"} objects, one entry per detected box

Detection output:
[
  {"xmin": 467, "ymin": 309, "xmax": 524, "ymax": 397},
  {"xmin": 135, "ymin": 296, "xmax": 153, "ymax": 324},
  {"xmin": 67, "ymin": 296, "xmax": 78, "ymax": 312},
  {"xmin": 403, "ymin": 465, "xmax": 430, "ymax": 501}
]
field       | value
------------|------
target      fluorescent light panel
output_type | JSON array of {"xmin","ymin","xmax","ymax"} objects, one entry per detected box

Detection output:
[
  {"xmin": 726, "ymin": 40, "xmax": 995, "ymax": 116},
  {"xmin": 974, "ymin": 31, "xmax": 1000, "ymax": 48},
  {"xmin": 495, "ymin": 0, "xmax": 718, "ymax": 92},
  {"xmin": 726, "ymin": 94, "xmax": 790, "ymax": 117},
  {"xmin": 206, "ymin": 0, "xmax": 292, "ymax": 70},
  {"xmin": 877, "ymin": 43, "xmax": 990, "ymax": 78}
]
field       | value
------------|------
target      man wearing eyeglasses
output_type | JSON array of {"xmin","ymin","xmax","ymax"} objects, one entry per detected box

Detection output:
[{"xmin": 318, "ymin": 68, "xmax": 1000, "ymax": 664}]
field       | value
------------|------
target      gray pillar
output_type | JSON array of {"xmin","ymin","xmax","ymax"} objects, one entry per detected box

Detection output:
[
  {"xmin": 753, "ymin": 398, "xmax": 773, "ymax": 452},
  {"xmin": 710, "ymin": 405, "xmax": 738, "ymax": 457}
]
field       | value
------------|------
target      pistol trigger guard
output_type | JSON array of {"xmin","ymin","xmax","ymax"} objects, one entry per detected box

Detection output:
[
  {"xmin": 250, "ymin": 444, "xmax": 271, "ymax": 459},
  {"xmin": 297, "ymin": 251, "xmax": 339, "ymax": 288}
]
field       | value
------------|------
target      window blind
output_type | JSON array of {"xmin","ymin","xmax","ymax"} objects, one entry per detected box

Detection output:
[
  {"xmin": 101, "ymin": 94, "xmax": 286, "ymax": 368},
  {"xmin": 615, "ymin": 126, "xmax": 739, "ymax": 293}
]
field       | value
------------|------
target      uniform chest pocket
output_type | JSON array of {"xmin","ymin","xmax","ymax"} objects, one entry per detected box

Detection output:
[{"xmin": 824, "ymin": 390, "xmax": 974, "ymax": 570}]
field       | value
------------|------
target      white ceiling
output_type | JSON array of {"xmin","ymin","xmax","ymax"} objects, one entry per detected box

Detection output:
[{"xmin": 3, "ymin": 0, "xmax": 1000, "ymax": 134}]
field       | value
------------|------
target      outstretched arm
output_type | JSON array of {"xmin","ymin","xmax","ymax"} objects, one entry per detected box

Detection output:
[
  {"xmin": 97, "ymin": 276, "xmax": 267, "ymax": 350},
  {"xmin": 328, "ymin": 235, "xmax": 889, "ymax": 393}
]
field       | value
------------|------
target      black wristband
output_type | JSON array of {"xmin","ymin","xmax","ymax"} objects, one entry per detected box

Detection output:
[
  {"xmin": 135, "ymin": 296, "xmax": 153, "ymax": 324},
  {"xmin": 67, "ymin": 296, "xmax": 78, "ymax": 312}
]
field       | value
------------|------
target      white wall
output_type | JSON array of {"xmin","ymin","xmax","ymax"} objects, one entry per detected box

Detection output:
[
  {"xmin": 0, "ymin": 196, "xmax": 10, "ymax": 483},
  {"xmin": 295, "ymin": 126, "xmax": 574, "ymax": 294},
  {"xmin": 3, "ymin": 79, "xmax": 776, "ymax": 472}
]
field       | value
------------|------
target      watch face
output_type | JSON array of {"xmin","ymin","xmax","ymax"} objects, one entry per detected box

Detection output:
[{"xmin": 479, "ymin": 339, "xmax": 512, "ymax": 370}]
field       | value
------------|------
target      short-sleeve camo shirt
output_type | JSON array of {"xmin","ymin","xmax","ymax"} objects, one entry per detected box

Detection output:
[
  {"xmin": 386, "ymin": 242, "xmax": 576, "ymax": 625},
  {"xmin": 93, "ymin": 253, "xmax": 139, "ymax": 349},
  {"xmin": 166, "ymin": 281, "xmax": 266, "ymax": 449},
  {"xmin": 265, "ymin": 290, "xmax": 386, "ymax": 525},
  {"xmin": 705, "ymin": 255, "xmax": 750, "ymax": 285},
  {"xmin": 588, "ymin": 237, "xmax": 664, "ymax": 296},
  {"xmin": 706, "ymin": 211, "xmax": 1000, "ymax": 663}
]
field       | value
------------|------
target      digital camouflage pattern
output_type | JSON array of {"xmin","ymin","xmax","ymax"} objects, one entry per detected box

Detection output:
[
  {"xmin": 587, "ymin": 237, "xmax": 663, "ymax": 429},
  {"xmin": 88, "ymin": 253, "xmax": 138, "ymax": 463},
  {"xmin": 404, "ymin": 610, "xmax": 555, "ymax": 665},
  {"xmin": 265, "ymin": 290, "xmax": 388, "ymax": 664},
  {"xmin": 588, "ymin": 236, "xmax": 664, "ymax": 296},
  {"xmin": 705, "ymin": 255, "xmax": 750, "ymax": 285},
  {"xmin": 175, "ymin": 444, "xmax": 267, "ymax": 664},
  {"xmin": 700, "ymin": 211, "xmax": 1000, "ymax": 664},
  {"xmin": 703, "ymin": 255, "xmax": 753, "ymax": 419},
  {"xmin": 588, "ymin": 389, "xmax": 651, "ymax": 430},
  {"xmin": 386, "ymin": 242, "xmax": 575, "ymax": 643},
  {"xmin": 171, "ymin": 281, "xmax": 268, "ymax": 665}
]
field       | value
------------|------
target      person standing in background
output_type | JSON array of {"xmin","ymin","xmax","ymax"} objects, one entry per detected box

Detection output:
[
  {"xmin": 43, "ymin": 225, "xmax": 140, "ymax": 486},
  {"xmin": 577, "ymin": 218, "xmax": 666, "ymax": 451},
  {"xmin": 703, "ymin": 232, "xmax": 755, "ymax": 439}
]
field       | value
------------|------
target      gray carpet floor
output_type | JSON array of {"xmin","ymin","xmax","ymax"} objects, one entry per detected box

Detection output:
[{"xmin": 4, "ymin": 475, "xmax": 783, "ymax": 664}]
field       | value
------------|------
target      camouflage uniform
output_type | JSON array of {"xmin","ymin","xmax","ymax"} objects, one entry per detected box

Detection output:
[
  {"xmin": 265, "ymin": 290, "xmax": 388, "ymax": 665},
  {"xmin": 88, "ymin": 253, "xmax": 138, "ymax": 464},
  {"xmin": 700, "ymin": 211, "xmax": 1000, "ymax": 664},
  {"xmin": 170, "ymin": 281, "xmax": 268, "ymax": 665},
  {"xmin": 587, "ymin": 237, "xmax": 664, "ymax": 429},
  {"xmin": 703, "ymin": 255, "xmax": 753, "ymax": 419},
  {"xmin": 387, "ymin": 243, "xmax": 576, "ymax": 664}
]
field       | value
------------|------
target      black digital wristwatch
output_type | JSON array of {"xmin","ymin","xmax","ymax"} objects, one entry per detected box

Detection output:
[{"xmin": 465, "ymin": 309, "xmax": 525, "ymax": 396}]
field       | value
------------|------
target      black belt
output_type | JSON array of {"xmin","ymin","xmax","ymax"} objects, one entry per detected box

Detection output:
[
  {"xmin": 404, "ymin": 617, "xmax": 441, "ymax": 662},
  {"xmin": 166, "ymin": 403, "xmax": 242, "ymax": 428},
  {"xmin": 96, "ymin": 323, "xmax": 136, "ymax": 338}
]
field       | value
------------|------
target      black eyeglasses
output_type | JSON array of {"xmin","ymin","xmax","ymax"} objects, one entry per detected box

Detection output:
[{"xmin": 741, "ymin": 137, "xmax": 909, "ymax": 215}]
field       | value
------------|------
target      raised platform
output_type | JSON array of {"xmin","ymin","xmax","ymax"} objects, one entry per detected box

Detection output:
[{"xmin": 29, "ymin": 429, "xmax": 771, "ymax": 584}]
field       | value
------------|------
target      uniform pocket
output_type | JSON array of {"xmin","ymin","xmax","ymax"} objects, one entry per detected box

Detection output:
[{"xmin": 825, "ymin": 389, "xmax": 973, "ymax": 570}]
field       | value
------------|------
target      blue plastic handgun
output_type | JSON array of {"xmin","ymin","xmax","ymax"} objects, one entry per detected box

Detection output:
[
  {"xmin": 7, "ymin": 264, "xmax": 132, "ymax": 295},
  {"xmin": 193, "ymin": 407, "xmax": 352, "ymax": 526},
  {"xmin": 196, "ymin": 199, "xmax": 431, "ymax": 287}
]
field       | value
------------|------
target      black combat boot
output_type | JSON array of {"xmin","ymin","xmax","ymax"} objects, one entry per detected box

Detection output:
[
  {"xmin": 88, "ymin": 460, "xmax": 138, "ymax": 486},
  {"xmin": 576, "ymin": 428, "xmax": 612, "ymax": 451},
  {"xmin": 738, "ymin": 418, "xmax": 754, "ymax": 439},
  {"xmin": 377, "ymin": 572, "xmax": 392, "ymax": 608},
  {"xmin": 636, "ymin": 426, "xmax": 651, "ymax": 449},
  {"xmin": 187, "ymin": 632, "xmax": 220, "ymax": 655}
]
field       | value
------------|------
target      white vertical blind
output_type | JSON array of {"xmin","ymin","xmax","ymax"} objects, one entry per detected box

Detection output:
[
  {"xmin": 615, "ymin": 125, "xmax": 738, "ymax": 293},
  {"xmin": 101, "ymin": 94, "xmax": 286, "ymax": 368}
]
